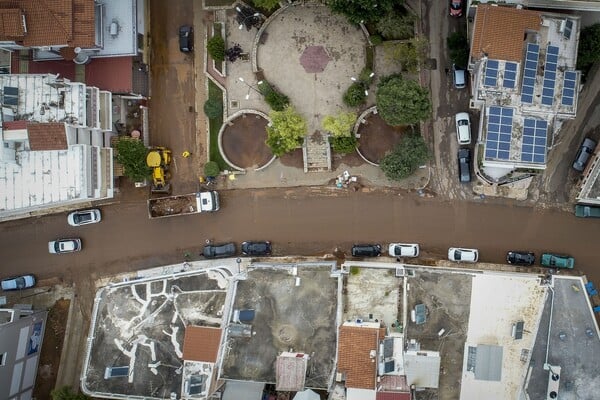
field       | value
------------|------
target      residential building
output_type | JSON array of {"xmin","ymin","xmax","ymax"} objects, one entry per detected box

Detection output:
[
  {"xmin": 0, "ymin": 73, "xmax": 114, "ymax": 221},
  {"xmin": 0, "ymin": 307, "xmax": 48, "ymax": 400},
  {"xmin": 468, "ymin": 4, "xmax": 581, "ymax": 176}
]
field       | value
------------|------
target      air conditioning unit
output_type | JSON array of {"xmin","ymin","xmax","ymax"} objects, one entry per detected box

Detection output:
[{"xmin": 558, "ymin": 19, "xmax": 566, "ymax": 33}]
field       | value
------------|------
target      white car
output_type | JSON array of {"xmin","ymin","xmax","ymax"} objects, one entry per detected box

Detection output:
[
  {"xmin": 48, "ymin": 238, "xmax": 82, "ymax": 254},
  {"xmin": 67, "ymin": 209, "xmax": 101, "ymax": 226},
  {"xmin": 455, "ymin": 112, "xmax": 471, "ymax": 145},
  {"xmin": 448, "ymin": 247, "xmax": 478, "ymax": 263},
  {"xmin": 388, "ymin": 243, "xmax": 420, "ymax": 258}
]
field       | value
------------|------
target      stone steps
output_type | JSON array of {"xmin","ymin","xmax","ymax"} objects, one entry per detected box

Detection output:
[{"xmin": 304, "ymin": 134, "xmax": 331, "ymax": 172}]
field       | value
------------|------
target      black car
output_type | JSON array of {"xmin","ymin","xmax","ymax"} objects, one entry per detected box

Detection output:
[
  {"xmin": 241, "ymin": 241, "xmax": 272, "ymax": 256},
  {"xmin": 202, "ymin": 243, "xmax": 235, "ymax": 258},
  {"xmin": 179, "ymin": 25, "xmax": 193, "ymax": 52},
  {"xmin": 572, "ymin": 137, "xmax": 597, "ymax": 172},
  {"xmin": 458, "ymin": 148, "xmax": 471, "ymax": 183},
  {"xmin": 351, "ymin": 244, "xmax": 382, "ymax": 257},
  {"xmin": 506, "ymin": 251, "xmax": 535, "ymax": 266}
]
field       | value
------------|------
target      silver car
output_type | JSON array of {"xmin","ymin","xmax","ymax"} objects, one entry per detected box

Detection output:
[
  {"xmin": 48, "ymin": 238, "xmax": 82, "ymax": 254},
  {"xmin": 67, "ymin": 209, "xmax": 101, "ymax": 226},
  {"xmin": 448, "ymin": 247, "xmax": 478, "ymax": 262}
]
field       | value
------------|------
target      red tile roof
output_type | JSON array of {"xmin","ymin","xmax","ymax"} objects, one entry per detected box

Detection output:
[
  {"xmin": 3, "ymin": 120, "xmax": 27, "ymax": 130},
  {"xmin": 182, "ymin": 326, "xmax": 222, "ymax": 363},
  {"xmin": 85, "ymin": 56, "xmax": 133, "ymax": 93},
  {"xmin": 337, "ymin": 325, "xmax": 384, "ymax": 390},
  {"xmin": 27, "ymin": 122, "xmax": 68, "ymax": 150},
  {"xmin": 376, "ymin": 392, "xmax": 411, "ymax": 400},
  {"xmin": 471, "ymin": 4, "xmax": 541, "ymax": 62},
  {"xmin": 0, "ymin": 0, "xmax": 95, "ymax": 48},
  {"xmin": 0, "ymin": 8, "xmax": 25, "ymax": 39}
]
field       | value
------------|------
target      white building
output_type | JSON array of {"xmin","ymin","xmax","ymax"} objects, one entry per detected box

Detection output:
[{"xmin": 0, "ymin": 74, "xmax": 114, "ymax": 221}]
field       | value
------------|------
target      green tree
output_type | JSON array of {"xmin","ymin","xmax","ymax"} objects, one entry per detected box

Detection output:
[
  {"xmin": 577, "ymin": 23, "xmax": 600, "ymax": 77},
  {"xmin": 203, "ymin": 97, "xmax": 222, "ymax": 119},
  {"xmin": 386, "ymin": 36, "xmax": 428, "ymax": 73},
  {"xmin": 203, "ymin": 161, "xmax": 220, "ymax": 177},
  {"xmin": 51, "ymin": 386, "xmax": 90, "ymax": 400},
  {"xmin": 115, "ymin": 138, "xmax": 151, "ymax": 182},
  {"xmin": 343, "ymin": 82, "xmax": 367, "ymax": 107},
  {"xmin": 376, "ymin": 75, "xmax": 431, "ymax": 125},
  {"xmin": 331, "ymin": 135, "xmax": 358, "ymax": 154},
  {"xmin": 266, "ymin": 106, "xmax": 307, "ymax": 156},
  {"xmin": 447, "ymin": 31, "xmax": 469, "ymax": 68},
  {"xmin": 376, "ymin": 12, "xmax": 415, "ymax": 40},
  {"xmin": 379, "ymin": 133, "xmax": 429, "ymax": 180},
  {"xmin": 253, "ymin": 0, "xmax": 280, "ymax": 10},
  {"xmin": 327, "ymin": 0, "xmax": 397, "ymax": 24},
  {"xmin": 258, "ymin": 81, "xmax": 290, "ymax": 111},
  {"xmin": 207, "ymin": 35, "xmax": 225, "ymax": 62},
  {"xmin": 322, "ymin": 112, "xmax": 357, "ymax": 137}
]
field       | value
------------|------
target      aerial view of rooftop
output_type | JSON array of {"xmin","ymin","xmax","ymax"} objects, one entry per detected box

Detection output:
[{"xmin": 1, "ymin": 1, "xmax": 600, "ymax": 400}]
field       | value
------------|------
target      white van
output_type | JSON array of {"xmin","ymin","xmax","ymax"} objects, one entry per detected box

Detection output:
[{"xmin": 455, "ymin": 112, "xmax": 471, "ymax": 145}]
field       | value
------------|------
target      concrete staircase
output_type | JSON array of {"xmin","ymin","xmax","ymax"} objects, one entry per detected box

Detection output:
[{"xmin": 303, "ymin": 131, "xmax": 331, "ymax": 172}]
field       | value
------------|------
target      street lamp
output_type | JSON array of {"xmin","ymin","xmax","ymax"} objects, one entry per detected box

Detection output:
[
  {"xmin": 238, "ymin": 77, "xmax": 263, "ymax": 99},
  {"xmin": 236, "ymin": 258, "xmax": 242, "ymax": 274}
]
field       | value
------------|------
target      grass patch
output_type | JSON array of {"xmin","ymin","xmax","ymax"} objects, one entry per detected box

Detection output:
[
  {"xmin": 207, "ymin": 80, "xmax": 229, "ymax": 170},
  {"xmin": 366, "ymin": 46, "xmax": 374, "ymax": 71},
  {"xmin": 212, "ymin": 23, "xmax": 223, "ymax": 73},
  {"xmin": 350, "ymin": 266, "xmax": 360, "ymax": 275}
]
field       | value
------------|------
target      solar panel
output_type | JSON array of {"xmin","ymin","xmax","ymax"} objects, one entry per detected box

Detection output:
[
  {"xmin": 561, "ymin": 71, "xmax": 578, "ymax": 106},
  {"xmin": 521, "ymin": 44, "xmax": 539, "ymax": 104},
  {"xmin": 564, "ymin": 19, "xmax": 573, "ymax": 40},
  {"xmin": 485, "ymin": 107, "xmax": 514, "ymax": 160},
  {"xmin": 484, "ymin": 59, "xmax": 500, "ymax": 87},
  {"xmin": 521, "ymin": 118, "xmax": 547, "ymax": 163},
  {"xmin": 541, "ymin": 45, "xmax": 560, "ymax": 107},
  {"xmin": 503, "ymin": 62, "xmax": 518, "ymax": 89}
]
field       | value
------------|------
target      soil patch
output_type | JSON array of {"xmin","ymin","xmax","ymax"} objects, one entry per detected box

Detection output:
[
  {"xmin": 279, "ymin": 148, "xmax": 304, "ymax": 169},
  {"xmin": 332, "ymin": 150, "xmax": 364, "ymax": 168},
  {"xmin": 148, "ymin": 194, "xmax": 199, "ymax": 218},
  {"xmin": 357, "ymin": 113, "xmax": 411, "ymax": 163},
  {"xmin": 34, "ymin": 298, "xmax": 70, "ymax": 399},
  {"xmin": 221, "ymin": 114, "xmax": 272, "ymax": 169}
]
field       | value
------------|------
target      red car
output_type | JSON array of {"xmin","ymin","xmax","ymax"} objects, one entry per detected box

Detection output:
[{"xmin": 450, "ymin": 0, "xmax": 463, "ymax": 17}]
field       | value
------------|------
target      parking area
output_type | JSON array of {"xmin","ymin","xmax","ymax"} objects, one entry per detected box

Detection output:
[{"xmin": 220, "ymin": 264, "xmax": 339, "ymax": 388}]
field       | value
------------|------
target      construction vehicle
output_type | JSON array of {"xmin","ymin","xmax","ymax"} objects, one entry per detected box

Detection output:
[
  {"xmin": 146, "ymin": 147, "xmax": 172, "ymax": 194},
  {"xmin": 148, "ymin": 191, "xmax": 220, "ymax": 219}
]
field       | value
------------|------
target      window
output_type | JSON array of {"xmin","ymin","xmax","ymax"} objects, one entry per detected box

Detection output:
[{"xmin": 1, "ymin": 352, "xmax": 7, "ymax": 366}]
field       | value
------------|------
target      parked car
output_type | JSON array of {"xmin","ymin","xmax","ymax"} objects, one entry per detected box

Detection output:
[
  {"xmin": 575, "ymin": 204, "xmax": 600, "ymax": 218},
  {"xmin": 388, "ymin": 243, "xmax": 419, "ymax": 258},
  {"xmin": 506, "ymin": 251, "xmax": 535, "ymax": 266},
  {"xmin": 572, "ymin": 137, "xmax": 596, "ymax": 172},
  {"xmin": 67, "ymin": 209, "xmax": 101, "ymax": 226},
  {"xmin": 351, "ymin": 244, "xmax": 382, "ymax": 257},
  {"xmin": 241, "ymin": 241, "xmax": 272, "ymax": 256},
  {"xmin": 48, "ymin": 238, "xmax": 82, "ymax": 254},
  {"xmin": 452, "ymin": 64, "xmax": 467, "ymax": 89},
  {"xmin": 448, "ymin": 247, "xmax": 479, "ymax": 262},
  {"xmin": 450, "ymin": 0, "xmax": 463, "ymax": 17},
  {"xmin": 541, "ymin": 253, "xmax": 575, "ymax": 269},
  {"xmin": 1, "ymin": 274, "xmax": 36, "ymax": 291},
  {"xmin": 458, "ymin": 148, "xmax": 471, "ymax": 182},
  {"xmin": 203, "ymin": 242, "xmax": 236, "ymax": 258},
  {"xmin": 179, "ymin": 25, "xmax": 194, "ymax": 52},
  {"xmin": 455, "ymin": 112, "xmax": 471, "ymax": 145}
]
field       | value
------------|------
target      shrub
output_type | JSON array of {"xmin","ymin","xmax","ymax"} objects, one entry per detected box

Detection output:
[
  {"xmin": 259, "ymin": 81, "xmax": 289, "ymax": 111},
  {"xmin": 370, "ymin": 34, "xmax": 383, "ymax": 45},
  {"xmin": 331, "ymin": 135, "xmax": 358, "ymax": 154},
  {"xmin": 266, "ymin": 106, "xmax": 306, "ymax": 156},
  {"xmin": 376, "ymin": 12, "xmax": 415, "ymax": 40},
  {"xmin": 115, "ymin": 138, "xmax": 151, "ymax": 182},
  {"xmin": 204, "ymin": 161, "xmax": 220, "ymax": 177},
  {"xmin": 322, "ymin": 112, "xmax": 357, "ymax": 138},
  {"xmin": 376, "ymin": 74, "xmax": 431, "ymax": 125},
  {"xmin": 203, "ymin": 97, "xmax": 222, "ymax": 119},
  {"xmin": 379, "ymin": 133, "xmax": 430, "ymax": 181},
  {"xmin": 343, "ymin": 82, "xmax": 367, "ymax": 107},
  {"xmin": 207, "ymin": 36, "xmax": 225, "ymax": 62}
]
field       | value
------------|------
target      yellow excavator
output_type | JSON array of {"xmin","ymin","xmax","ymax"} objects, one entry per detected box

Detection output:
[{"xmin": 146, "ymin": 147, "xmax": 172, "ymax": 194}]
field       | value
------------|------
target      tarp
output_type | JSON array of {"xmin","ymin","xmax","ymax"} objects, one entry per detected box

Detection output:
[
  {"xmin": 222, "ymin": 381, "xmax": 264, "ymax": 400},
  {"xmin": 293, "ymin": 389, "xmax": 320, "ymax": 400}
]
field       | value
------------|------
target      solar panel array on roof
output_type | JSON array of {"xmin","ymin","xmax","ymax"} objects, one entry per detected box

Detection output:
[
  {"xmin": 503, "ymin": 62, "xmax": 518, "ymax": 89},
  {"xmin": 521, "ymin": 118, "xmax": 548, "ymax": 164},
  {"xmin": 541, "ymin": 46, "xmax": 559, "ymax": 106},
  {"xmin": 3, "ymin": 86, "xmax": 19, "ymax": 106},
  {"xmin": 561, "ymin": 71, "xmax": 577, "ymax": 107},
  {"xmin": 485, "ymin": 106, "xmax": 514, "ymax": 160},
  {"xmin": 564, "ymin": 19, "xmax": 573, "ymax": 40},
  {"xmin": 521, "ymin": 44, "xmax": 539, "ymax": 104},
  {"xmin": 484, "ymin": 59, "xmax": 499, "ymax": 87}
]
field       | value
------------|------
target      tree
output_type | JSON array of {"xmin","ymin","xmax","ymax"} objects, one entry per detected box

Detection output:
[
  {"xmin": 327, "ymin": 0, "xmax": 397, "ymax": 24},
  {"xmin": 376, "ymin": 75, "xmax": 431, "ymax": 125},
  {"xmin": 386, "ymin": 36, "xmax": 428, "ymax": 73},
  {"xmin": 376, "ymin": 12, "xmax": 415, "ymax": 40},
  {"xmin": 266, "ymin": 106, "xmax": 307, "ymax": 156},
  {"xmin": 207, "ymin": 35, "xmax": 225, "ymax": 62},
  {"xmin": 115, "ymin": 138, "xmax": 151, "ymax": 182},
  {"xmin": 204, "ymin": 161, "xmax": 220, "ymax": 177},
  {"xmin": 331, "ymin": 135, "xmax": 358, "ymax": 154},
  {"xmin": 51, "ymin": 386, "xmax": 89, "ymax": 400},
  {"xmin": 379, "ymin": 133, "xmax": 429, "ymax": 180},
  {"xmin": 322, "ymin": 112, "xmax": 357, "ymax": 137},
  {"xmin": 258, "ymin": 81, "xmax": 290, "ymax": 111},
  {"xmin": 447, "ymin": 31, "xmax": 469, "ymax": 68},
  {"xmin": 203, "ymin": 97, "xmax": 222, "ymax": 119},
  {"xmin": 577, "ymin": 23, "xmax": 600, "ymax": 77},
  {"xmin": 343, "ymin": 82, "xmax": 367, "ymax": 107},
  {"xmin": 253, "ymin": 0, "xmax": 280, "ymax": 11}
]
